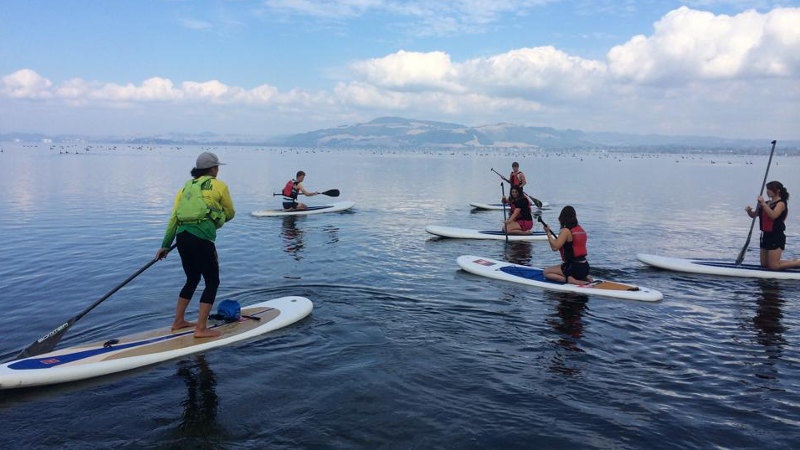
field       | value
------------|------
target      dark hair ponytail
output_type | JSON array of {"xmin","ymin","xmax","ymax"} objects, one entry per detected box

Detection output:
[
  {"xmin": 558, "ymin": 205, "xmax": 578, "ymax": 229},
  {"xmin": 766, "ymin": 181, "xmax": 789, "ymax": 201},
  {"xmin": 191, "ymin": 167, "xmax": 213, "ymax": 178}
]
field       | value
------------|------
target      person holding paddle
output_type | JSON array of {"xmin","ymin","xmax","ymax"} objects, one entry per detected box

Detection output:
[
  {"xmin": 156, "ymin": 152, "xmax": 235, "ymax": 338},
  {"xmin": 745, "ymin": 181, "xmax": 800, "ymax": 270},
  {"xmin": 509, "ymin": 161, "xmax": 527, "ymax": 189},
  {"xmin": 491, "ymin": 165, "xmax": 542, "ymax": 208},
  {"xmin": 502, "ymin": 185, "xmax": 534, "ymax": 234},
  {"xmin": 542, "ymin": 206, "xmax": 592, "ymax": 284},
  {"xmin": 282, "ymin": 170, "xmax": 320, "ymax": 211}
]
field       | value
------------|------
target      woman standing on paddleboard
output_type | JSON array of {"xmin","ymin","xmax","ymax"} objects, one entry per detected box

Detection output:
[
  {"xmin": 502, "ymin": 185, "xmax": 534, "ymax": 234},
  {"xmin": 542, "ymin": 206, "xmax": 592, "ymax": 284},
  {"xmin": 156, "ymin": 152, "xmax": 236, "ymax": 338},
  {"xmin": 745, "ymin": 181, "xmax": 800, "ymax": 270}
]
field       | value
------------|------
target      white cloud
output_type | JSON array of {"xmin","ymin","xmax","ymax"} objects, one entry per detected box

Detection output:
[
  {"xmin": 607, "ymin": 6, "xmax": 800, "ymax": 84},
  {"xmin": 351, "ymin": 50, "xmax": 463, "ymax": 92},
  {"xmin": 182, "ymin": 80, "xmax": 243, "ymax": 102},
  {"xmin": 458, "ymin": 46, "xmax": 607, "ymax": 98},
  {"xmin": 93, "ymin": 77, "xmax": 183, "ymax": 102},
  {"xmin": 1, "ymin": 69, "xmax": 52, "ymax": 99}
]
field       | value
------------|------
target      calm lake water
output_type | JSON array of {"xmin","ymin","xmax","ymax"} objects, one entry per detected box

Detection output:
[{"xmin": 0, "ymin": 143, "xmax": 798, "ymax": 448}]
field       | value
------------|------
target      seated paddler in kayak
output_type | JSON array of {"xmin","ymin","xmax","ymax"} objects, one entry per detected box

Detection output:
[
  {"xmin": 745, "ymin": 180, "xmax": 800, "ymax": 270},
  {"xmin": 542, "ymin": 206, "xmax": 592, "ymax": 284},
  {"xmin": 282, "ymin": 170, "xmax": 321, "ymax": 211},
  {"xmin": 501, "ymin": 185, "xmax": 534, "ymax": 234}
]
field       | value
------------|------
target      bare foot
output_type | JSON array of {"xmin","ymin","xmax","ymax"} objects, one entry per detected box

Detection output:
[
  {"xmin": 194, "ymin": 328, "xmax": 222, "ymax": 338},
  {"xmin": 171, "ymin": 320, "xmax": 196, "ymax": 331}
]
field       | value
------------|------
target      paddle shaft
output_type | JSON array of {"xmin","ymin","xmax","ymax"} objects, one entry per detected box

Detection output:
[
  {"xmin": 15, "ymin": 244, "xmax": 177, "ymax": 360},
  {"xmin": 735, "ymin": 140, "xmax": 777, "ymax": 265},
  {"xmin": 538, "ymin": 217, "xmax": 558, "ymax": 239},
  {"xmin": 491, "ymin": 167, "xmax": 511, "ymax": 184},
  {"xmin": 501, "ymin": 182, "xmax": 509, "ymax": 243},
  {"xmin": 273, "ymin": 189, "xmax": 339, "ymax": 197}
]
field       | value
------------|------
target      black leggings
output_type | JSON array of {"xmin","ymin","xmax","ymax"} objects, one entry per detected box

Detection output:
[{"xmin": 177, "ymin": 231, "xmax": 219, "ymax": 305}]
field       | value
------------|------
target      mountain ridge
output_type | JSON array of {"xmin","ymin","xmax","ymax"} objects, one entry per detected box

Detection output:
[{"xmin": 2, "ymin": 117, "xmax": 797, "ymax": 152}]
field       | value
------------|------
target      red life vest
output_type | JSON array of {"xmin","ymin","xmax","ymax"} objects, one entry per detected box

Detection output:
[
  {"xmin": 510, "ymin": 171, "xmax": 521, "ymax": 187},
  {"xmin": 282, "ymin": 179, "xmax": 298, "ymax": 199},
  {"xmin": 559, "ymin": 225, "xmax": 588, "ymax": 262},
  {"xmin": 760, "ymin": 200, "xmax": 787, "ymax": 232}
]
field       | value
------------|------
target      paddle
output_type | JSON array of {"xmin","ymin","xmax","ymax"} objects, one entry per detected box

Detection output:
[
  {"xmin": 501, "ymin": 182, "xmax": 509, "ymax": 243},
  {"xmin": 735, "ymin": 140, "xmax": 777, "ymax": 265},
  {"xmin": 15, "ymin": 244, "xmax": 177, "ymax": 360},
  {"xmin": 273, "ymin": 189, "xmax": 340, "ymax": 197},
  {"xmin": 490, "ymin": 168, "xmax": 543, "ymax": 208},
  {"xmin": 538, "ymin": 216, "xmax": 558, "ymax": 239}
]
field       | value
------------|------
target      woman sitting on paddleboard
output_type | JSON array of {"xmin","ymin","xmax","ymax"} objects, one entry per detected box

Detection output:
[
  {"xmin": 156, "ymin": 152, "xmax": 235, "ymax": 338},
  {"xmin": 282, "ymin": 170, "xmax": 320, "ymax": 211},
  {"xmin": 502, "ymin": 185, "xmax": 534, "ymax": 234},
  {"xmin": 542, "ymin": 206, "xmax": 592, "ymax": 284},
  {"xmin": 745, "ymin": 180, "xmax": 800, "ymax": 270}
]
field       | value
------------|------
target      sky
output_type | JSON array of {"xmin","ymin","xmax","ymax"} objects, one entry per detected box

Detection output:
[{"xmin": 1, "ymin": 0, "xmax": 798, "ymax": 139}]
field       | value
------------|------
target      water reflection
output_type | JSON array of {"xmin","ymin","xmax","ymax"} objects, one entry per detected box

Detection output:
[
  {"xmin": 281, "ymin": 216, "xmax": 305, "ymax": 261},
  {"xmin": 322, "ymin": 224, "xmax": 340, "ymax": 245},
  {"xmin": 174, "ymin": 355, "xmax": 221, "ymax": 438},
  {"xmin": 751, "ymin": 280, "xmax": 785, "ymax": 380},
  {"xmin": 544, "ymin": 292, "xmax": 588, "ymax": 376},
  {"xmin": 505, "ymin": 242, "xmax": 532, "ymax": 266}
]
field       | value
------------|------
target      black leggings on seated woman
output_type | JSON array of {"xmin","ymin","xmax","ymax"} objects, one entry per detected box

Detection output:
[{"xmin": 177, "ymin": 231, "xmax": 219, "ymax": 304}]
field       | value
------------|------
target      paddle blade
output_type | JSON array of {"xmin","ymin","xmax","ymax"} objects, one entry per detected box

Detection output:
[
  {"xmin": 15, "ymin": 318, "xmax": 75, "ymax": 359},
  {"xmin": 735, "ymin": 235, "xmax": 751, "ymax": 265},
  {"xmin": 532, "ymin": 197, "xmax": 543, "ymax": 209},
  {"xmin": 321, "ymin": 189, "xmax": 340, "ymax": 197}
]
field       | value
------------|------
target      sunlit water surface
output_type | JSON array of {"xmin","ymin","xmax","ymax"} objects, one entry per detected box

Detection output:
[{"xmin": 0, "ymin": 143, "xmax": 798, "ymax": 448}]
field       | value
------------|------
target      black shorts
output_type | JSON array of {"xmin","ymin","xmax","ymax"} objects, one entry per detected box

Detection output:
[
  {"xmin": 561, "ymin": 260, "xmax": 590, "ymax": 281},
  {"xmin": 760, "ymin": 231, "xmax": 786, "ymax": 251},
  {"xmin": 283, "ymin": 200, "xmax": 298, "ymax": 209}
]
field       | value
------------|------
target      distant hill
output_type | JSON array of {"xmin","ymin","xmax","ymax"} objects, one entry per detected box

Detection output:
[
  {"xmin": 3, "ymin": 117, "xmax": 797, "ymax": 153},
  {"xmin": 275, "ymin": 117, "xmax": 495, "ymax": 148},
  {"xmin": 270, "ymin": 117, "xmax": 798, "ymax": 152}
]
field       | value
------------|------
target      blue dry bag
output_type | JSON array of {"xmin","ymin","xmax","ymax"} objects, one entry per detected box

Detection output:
[{"xmin": 215, "ymin": 300, "xmax": 241, "ymax": 323}]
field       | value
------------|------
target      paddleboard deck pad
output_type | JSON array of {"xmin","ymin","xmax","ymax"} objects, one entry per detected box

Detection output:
[
  {"xmin": 251, "ymin": 201, "xmax": 354, "ymax": 217},
  {"xmin": 426, "ymin": 225, "xmax": 548, "ymax": 241},
  {"xmin": 457, "ymin": 255, "xmax": 663, "ymax": 301},
  {"xmin": 0, "ymin": 296, "xmax": 313, "ymax": 389},
  {"xmin": 470, "ymin": 201, "xmax": 550, "ymax": 210},
  {"xmin": 637, "ymin": 253, "xmax": 800, "ymax": 280}
]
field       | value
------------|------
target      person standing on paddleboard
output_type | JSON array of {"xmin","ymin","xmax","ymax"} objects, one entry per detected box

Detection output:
[
  {"xmin": 496, "ymin": 162, "xmax": 543, "ymax": 208},
  {"xmin": 509, "ymin": 161, "xmax": 527, "ymax": 189},
  {"xmin": 282, "ymin": 170, "xmax": 320, "ymax": 211},
  {"xmin": 745, "ymin": 181, "xmax": 800, "ymax": 270},
  {"xmin": 156, "ymin": 152, "xmax": 235, "ymax": 338},
  {"xmin": 542, "ymin": 206, "xmax": 592, "ymax": 284},
  {"xmin": 501, "ymin": 185, "xmax": 534, "ymax": 234}
]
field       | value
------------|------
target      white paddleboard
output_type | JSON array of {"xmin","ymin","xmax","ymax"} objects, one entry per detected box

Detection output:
[
  {"xmin": 426, "ymin": 225, "xmax": 548, "ymax": 242},
  {"xmin": 251, "ymin": 201, "xmax": 355, "ymax": 217},
  {"xmin": 470, "ymin": 201, "xmax": 550, "ymax": 210},
  {"xmin": 458, "ymin": 255, "xmax": 663, "ymax": 302},
  {"xmin": 0, "ymin": 296, "xmax": 313, "ymax": 389},
  {"xmin": 637, "ymin": 253, "xmax": 800, "ymax": 280}
]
